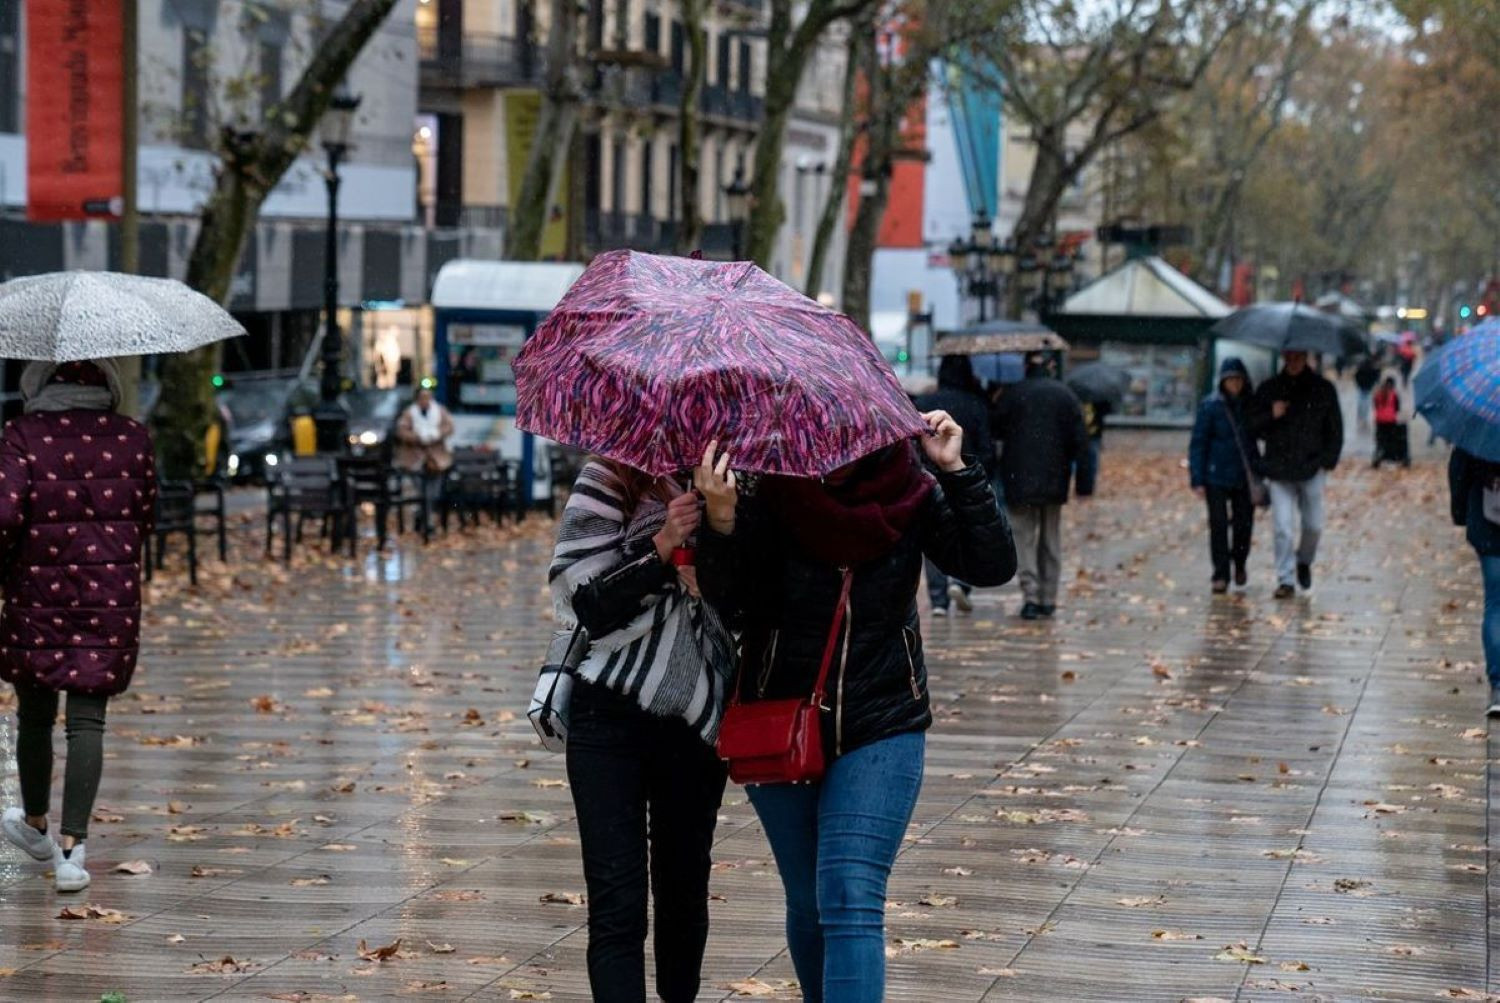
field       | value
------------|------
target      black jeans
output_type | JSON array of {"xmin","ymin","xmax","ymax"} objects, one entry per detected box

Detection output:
[
  {"xmin": 14, "ymin": 686, "xmax": 109, "ymax": 841},
  {"xmin": 1205, "ymin": 485, "xmax": 1253, "ymax": 582},
  {"xmin": 566, "ymin": 681, "xmax": 728, "ymax": 1003}
]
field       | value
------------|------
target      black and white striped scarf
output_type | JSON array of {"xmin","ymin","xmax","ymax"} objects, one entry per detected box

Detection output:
[{"xmin": 547, "ymin": 462, "xmax": 736, "ymax": 744}]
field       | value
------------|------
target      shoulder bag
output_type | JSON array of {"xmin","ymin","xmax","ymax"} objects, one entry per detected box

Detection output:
[
  {"xmin": 716, "ymin": 569, "xmax": 853, "ymax": 785},
  {"xmin": 528, "ymin": 624, "xmax": 588, "ymax": 753},
  {"xmin": 1223, "ymin": 401, "xmax": 1270, "ymax": 508},
  {"xmin": 1483, "ymin": 475, "xmax": 1500, "ymax": 526}
]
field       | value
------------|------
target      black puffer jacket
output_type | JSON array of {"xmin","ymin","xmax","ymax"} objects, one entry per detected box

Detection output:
[{"xmin": 698, "ymin": 463, "xmax": 1015, "ymax": 758}]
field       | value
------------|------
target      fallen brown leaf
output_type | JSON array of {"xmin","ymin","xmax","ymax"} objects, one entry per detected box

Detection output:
[{"xmin": 356, "ymin": 937, "xmax": 402, "ymax": 962}]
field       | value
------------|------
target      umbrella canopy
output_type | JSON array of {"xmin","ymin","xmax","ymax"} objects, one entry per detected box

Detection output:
[
  {"xmin": 1209, "ymin": 302, "xmax": 1366, "ymax": 358},
  {"xmin": 0, "ymin": 271, "xmax": 245, "ymax": 361},
  {"xmin": 935, "ymin": 319, "xmax": 1068, "ymax": 356},
  {"xmin": 1066, "ymin": 361, "xmax": 1130, "ymax": 405},
  {"xmin": 512, "ymin": 250, "xmax": 928, "ymax": 478},
  {"xmin": 1415, "ymin": 320, "xmax": 1500, "ymax": 461}
]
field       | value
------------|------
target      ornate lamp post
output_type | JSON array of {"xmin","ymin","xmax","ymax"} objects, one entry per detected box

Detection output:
[
  {"xmin": 312, "ymin": 86, "xmax": 362, "ymax": 454},
  {"xmin": 948, "ymin": 211, "xmax": 1013, "ymax": 323}
]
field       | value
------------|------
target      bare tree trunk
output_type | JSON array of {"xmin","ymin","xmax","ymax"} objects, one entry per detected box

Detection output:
[
  {"xmin": 804, "ymin": 25, "xmax": 861, "ymax": 298},
  {"xmin": 747, "ymin": 0, "xmax": 877, "ymax": 268},
  {"xmin": 1006, "ymin": 136, "xmax": 1069, "ymax": 318},
  {"xmin": 508, "ymin": 0, "xmax": 582, "ymax": 260},
  {"xmin": 746, "ymin": 71, "xmax": 797, "ymax": 268},
  {"xmin": 674, "ymin": 0, "xmax": 707, "ymax": 254},
  {"xmin": 841, "ymin": 21, "xmax": 891, "ymax": 333},
  {"xmin": 154, "ymin": 0, "xmax": 399, "ymax": 480}
]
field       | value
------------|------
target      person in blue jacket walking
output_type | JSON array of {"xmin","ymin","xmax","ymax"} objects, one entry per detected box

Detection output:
[{"xmin": 1189, "ymin": 358, "xmax": 1263, "ymax": 593}]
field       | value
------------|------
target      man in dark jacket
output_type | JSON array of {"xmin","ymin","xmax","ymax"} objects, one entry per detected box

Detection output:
[
  {"xmin": 992, "ymin": 353, "xmax": 1089, "ymax": 619},
  {"xmin": 1188, "ymin": 358, "xmax": 1261, "ymax": 592},
  {"xmin": 1450, "ymin": 448, "xmax": 1500, "ymax": 715},
  {"xmin": 1247, "ymin": 350, "xmax": 1343, "ymax": 598},
  {"xmin": 915, "ymin": 356, "xmax": 994, "ymax": 615}
]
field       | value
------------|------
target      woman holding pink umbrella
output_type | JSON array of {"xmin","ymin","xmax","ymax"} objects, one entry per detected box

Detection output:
[{"xmin": 695, "ymin": 410, "xmax": 1014, "ymax": 1003}]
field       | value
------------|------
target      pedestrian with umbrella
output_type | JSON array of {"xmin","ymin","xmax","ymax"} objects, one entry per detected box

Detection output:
[
  {"xmin": 0, "ymin": 271, "xmax": 243, "ymax": 892},
  {"xmin": 515, "ymin": 251, "xmax": 1014, "ymax": 1003},
  {"xmin": 1066, "ymin": 361, "xmax": 1128, "ymax": 497},
  {"xmin": 1418, "ymin": 320, "xmax": 1500, "ymax": 715},
  {"xmin": 695, "ymin": 417, "xmax": 1012, "ymax": 1003},
  {"xmin": 1213, "ymin": 304, "xmax": 1350, "ymax": 598}
]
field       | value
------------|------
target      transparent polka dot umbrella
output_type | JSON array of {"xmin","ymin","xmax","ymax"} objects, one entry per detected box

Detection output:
[{"xmin": 0, "ymin": 271, "xmax": 245, "ymax": 361}]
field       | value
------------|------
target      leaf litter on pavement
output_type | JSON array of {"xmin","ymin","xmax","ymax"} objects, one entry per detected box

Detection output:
[{"xmin": 56, "ymin": 449, "xmax": 1492, "ymax": 995}]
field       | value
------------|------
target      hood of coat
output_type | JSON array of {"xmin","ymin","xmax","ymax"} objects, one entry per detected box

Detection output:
[{"xmin": 1218, "ymin": 357, "xmax": 1251, "ymax": 398}]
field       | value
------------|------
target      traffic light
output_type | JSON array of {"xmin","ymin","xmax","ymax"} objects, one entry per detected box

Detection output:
[
  {"xmin": 1479, "ymin": 304, "xmax": 1490, "ymax": 317},
  {"xmin": 1459, "ymin": 304, "xmax": 1473, "ymax": 319},
  {"xmin": 211, "ymin": 374, "xmax": 225, "ymax": 388}
]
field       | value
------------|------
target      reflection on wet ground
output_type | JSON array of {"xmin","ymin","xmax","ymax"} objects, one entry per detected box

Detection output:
[{"xmin": 0, "ymin": 430, "xmax": 1493, "ymax": 1001}]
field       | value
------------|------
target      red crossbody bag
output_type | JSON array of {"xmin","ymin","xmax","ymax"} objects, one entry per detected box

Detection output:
[{"xmin": 716, "ymin": 570, "xmax": 853, "ymax": 785}]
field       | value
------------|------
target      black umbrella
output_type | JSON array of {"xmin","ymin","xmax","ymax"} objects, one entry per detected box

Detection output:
[
  {"xmin": 1210, "ymin": 302, "xmax": 1366, "ymax": 357},
  {"xmin": 1065, "ymin": 362, "xmax": 1129, "ymax": 405}
]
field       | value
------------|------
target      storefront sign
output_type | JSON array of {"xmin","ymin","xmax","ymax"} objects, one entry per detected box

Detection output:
[{"xmin": 27, "ymin": 0, "xmax": 123, "ymax": 221}]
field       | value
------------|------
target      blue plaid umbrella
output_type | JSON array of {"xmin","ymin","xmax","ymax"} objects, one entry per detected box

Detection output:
[{"xmin": 1415, "ymin": 320, "xmax": 1500, "ymax": 461}]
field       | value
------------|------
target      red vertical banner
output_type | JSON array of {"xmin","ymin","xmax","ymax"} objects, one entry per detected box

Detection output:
[{"xmin": 27, "ymin": 0, "xmax": 124, "ymax": 222}]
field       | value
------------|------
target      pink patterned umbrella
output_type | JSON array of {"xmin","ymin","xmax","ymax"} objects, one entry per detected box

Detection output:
[{"xmin": 513, "ymin": 250, "xmax": 927, "ymax": 477}]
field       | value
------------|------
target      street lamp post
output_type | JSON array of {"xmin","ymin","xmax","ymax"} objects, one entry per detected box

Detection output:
[
  {"xmin": 722, "ymin": 168, "xmax": 751, "ymax": 260},
  {"xmin": 947, "ymin": 211, "xmax": 1016, "ymax": 322},
  {"xmin": 312, "ymin": 86, "xmax": 362, "ymax": 454}
]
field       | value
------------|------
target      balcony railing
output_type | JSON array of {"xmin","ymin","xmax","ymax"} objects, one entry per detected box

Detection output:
[
  {"xmin": 419, "ymin": 26, "xmax": 544, "ymax": 89},
  {"xmin": 418, "ymin": 26, "xmax": 764, "ymax": 126},
  {"xmin": 585, "ymin": 212, "xmax": 741, "ymax": 259}
]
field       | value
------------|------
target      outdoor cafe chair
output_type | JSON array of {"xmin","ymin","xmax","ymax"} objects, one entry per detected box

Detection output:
[
  {"xmin": 145, "ymin": 480, "xmax": 199, "ymax": 587},
  {"xmin": 193, "ymin": 475, "xmax": 229, "ymax": 562},
  {"xmin": 440, "ymin": 448, "xmax": 512, "ymax": 531},
  {"xmin": 265, "ymin": 456, "xmax": 352, "ymax": 563},
  {"xmin": 338, "ymin": 454, "xmax": 424, "ymax": 551}
]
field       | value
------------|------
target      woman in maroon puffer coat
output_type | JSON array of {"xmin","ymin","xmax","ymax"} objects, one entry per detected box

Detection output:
[{"xmin": 0, "ymin": 359, "xmax": 155, "ymax": 892}]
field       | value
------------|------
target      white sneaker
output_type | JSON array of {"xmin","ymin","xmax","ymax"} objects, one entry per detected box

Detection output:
[
  {"xmin": 948, "ymin": 584, "xmax": 974, "ymax": 613},
  {"xmin": 2, "ymin": 807, "xmax": 56, "ymax": 862},
  {"xmin": 931, "ymin": 605, "xmax": 949, "ymax": 617},
  {"xmin": 53, "ymin": 843, "xmax": 90, "ymax": 893}
]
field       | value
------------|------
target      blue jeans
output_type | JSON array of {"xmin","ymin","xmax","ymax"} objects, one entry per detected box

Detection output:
[
  {"xmin": 1481, "ymin": 555, "xmax": 1500, "ymax": 688},
  {"xmin": 1268, "ymin": 473, "xmax": 1325, "ymax": 587},
  {"xmin": 747, "ymin": 731, "xmax": 925, "ymax": 1003}
]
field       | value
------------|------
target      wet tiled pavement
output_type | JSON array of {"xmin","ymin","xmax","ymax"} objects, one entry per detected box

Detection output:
[{"xmin": 0, "ymin": 426, "xmax": 1494, "ymax": 1001}]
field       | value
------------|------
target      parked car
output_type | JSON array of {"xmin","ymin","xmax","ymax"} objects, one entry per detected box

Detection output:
[
  {"xmin": 344, "ymin": 387, "xmax": 405, "ymax": 457},
  {"xmin": 220, "ymin": 375, "xmax": 318, "ymax": 482}
]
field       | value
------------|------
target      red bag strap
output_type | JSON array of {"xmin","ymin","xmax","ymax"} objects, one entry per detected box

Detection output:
[
  {"xmin": 810, "ymin": 569, "xmax": 854, "ymax": 705},
  {"xmin": 729, "ymin": 568, "xmax": 853, "ymax": 708}
]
